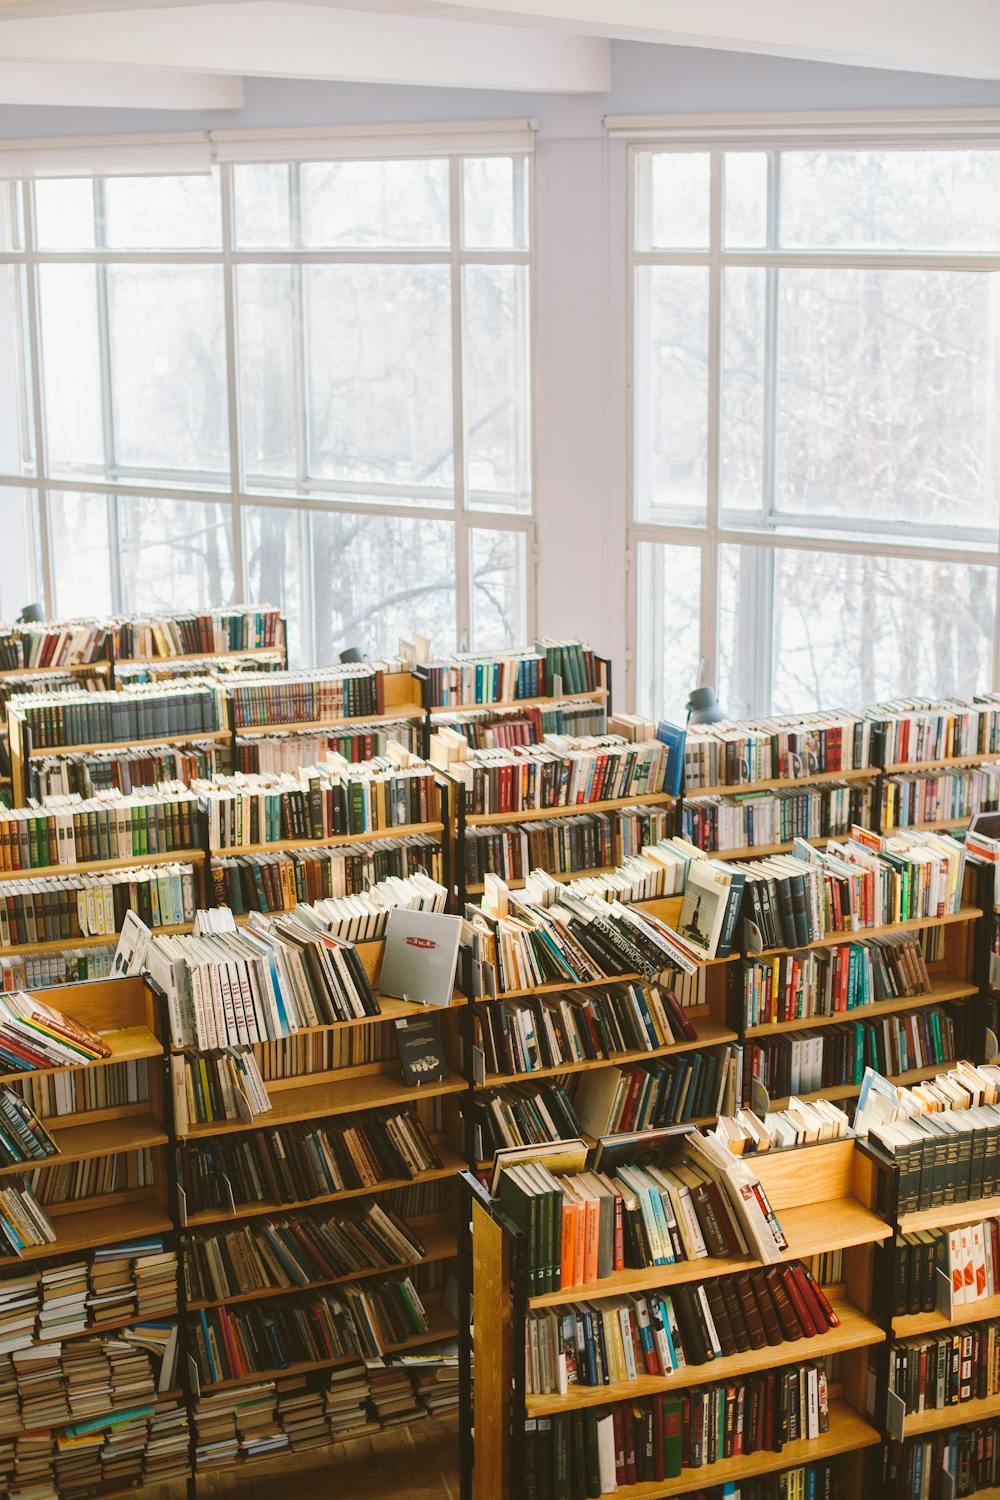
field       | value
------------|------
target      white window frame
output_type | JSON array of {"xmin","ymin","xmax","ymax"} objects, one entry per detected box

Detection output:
[
  {"xmin": 619, "ymin": 110, "xmax": 1000, "ymax": 718},
  {"xmin": 0, "ymin": 123, "xmax": 537, "ymax": 661}
]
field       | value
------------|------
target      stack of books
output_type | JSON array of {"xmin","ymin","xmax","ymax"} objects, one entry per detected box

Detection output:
[
  {"xmin": 713, "ymin": 1098, "xmax": 851, "ymax": 1153},
  {"xmin": 323, "ymin": 1363, "xmax": 377, "ymax": 1441},
  {"xmin": 0, "ymin": 992, "xmax": 111, "ymax": 1071},
  {"xmin": 865, "ymin": 1060, "xmax": 1000, "ymax": 1213},
  {"xmin": 0, "ymin": 1181, "xmax": 56, "ymax": 1256},
  {"xmin": 0, "ymin": 1087, "xmax": 57, "ymax": 1168},
  {"xmin": 191, "ymin": 1380, "xmax": 286, "ymax": 1468},
  {"xmin": 285, "ymin": 871, "xmax": 447, "ymax": 943}
]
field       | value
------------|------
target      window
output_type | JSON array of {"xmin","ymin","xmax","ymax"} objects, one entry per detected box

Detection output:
[
  {"xmin": 630, "ymin": 137, "xmax": 1000, "ymax": 721},
  {"xmin": 0, "ymin": 141, "xmax": 533, "ymax": 659}
]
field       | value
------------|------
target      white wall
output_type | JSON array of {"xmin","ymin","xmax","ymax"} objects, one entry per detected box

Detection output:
[{"xmin": 3, "ymin": 40, "xmax": 999, "ymax": 692}]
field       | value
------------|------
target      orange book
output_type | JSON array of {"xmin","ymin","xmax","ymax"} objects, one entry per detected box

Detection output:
[
  {"xmin": 582, "ymin": 1191, "xmax": 601, "ymax": 1285},
  {"xmin": 560, "ymin": 1191, "xmax": 577, "ymax": 1289}
]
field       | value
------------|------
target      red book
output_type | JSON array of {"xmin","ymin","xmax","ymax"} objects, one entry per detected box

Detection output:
[
  {"xmin": 779, "ymin": 1264, "xmax": 819, "ymax": 1337},
  {"xmin": 797, "ymin": 1261, "xmax": 840, "ymax": 1329},
  {"xmin": 623, "ymin": 1404, "xmax": 637, "ymax": 1483},
  {"xmin": 652, "ymin": 1392, "xmax": 664, "ymax": 1481}
]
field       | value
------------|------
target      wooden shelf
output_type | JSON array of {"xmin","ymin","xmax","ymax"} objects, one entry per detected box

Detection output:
[
  {"xmin": 900, "ymin": 1192, "xmax": 1000, "ymax": 1235},
  {"xmin": 118, "ymin": 647, "xmax": 281, "ymax": 667},
  {"xmin": 234, "ymin": 706, "xmax": 426, "ymax": 736},
  {"xmin": 883, "ymin": 752, "xmax": 1000, "ymax": 774},
  {"xmin": 902, "ymin": 1390, "xmax": 1000, "ymax": 1437},
  {"xmin": 26, "ymin": 729, "xmax": 230, "ymax": 758},
  {"xmin": 527, "ymin": 1197, "xmax": 892, "ymax": 1311},
  {"xmin": 883, "ymin": 817, "xmax": 971, "ymax": 833},
  {"xmin": 765, "ymin": 1060, "xmax": 953, "ymax": 1114},
  {"xmin": 0, "ymin": 847, "xmax": 206, "ymax": 880},
  {"xmin": 758, "ymin": 905, "xmax": 982, "ymax": 958},
  {"xmin": 743, "ymin": 974, "xmax": 978, "ymax": 1037},
  {"xmin": 183, "ymin": 1146, "xmax": 466, "ymax": 1231},
  {"xmin": 685, "ymin": 767, "xmax": 878, "ymax": 798},
  {"xmin": 466, "ymin": 865, "xmax": 614, "ymax": 895},
  {"xmin": 524, "ymin": 1287, "xmax": 882, "ymax": 1416},
  {"xmin": 0, "ymin": 920, "xmax": 193, "ymax": 957},
  {"xmin": 0, "ymin": 1111, "xmax": 167, "ymax": 1177},
  {"xmin": 197, "ymin": 1302, "xmax": 457, "ymax": 1392},
  {"xmin": 432, "ymin": 687, "xmax": 607, "ymax": 713},
  {"xmin": 179, "ymin": 1070, "xmax": 468, "ymax": 1138},
  {"xmin": 187, "ymin": 1220, "xmax": 456, "ymax": 1313},
  {"xmin": 480, "ymin": 1014, "xmax": 738, "ymax": 1088},
  {"xmin": 0, "ymin": 1199, "xmax": 172, "ymax": 1266},
  {"xmin": 2, "ymin": 660, "xmax": 111, "ymax": 677},
  {"xmin": 894, "ymin": 1288, "xmax": 1000, "ymax": 1338},
  {"xmin": 0, "ymin": 1023, "xmax": 161, "ymax": 1083},
  {"xmin": 572, "ymin": 1400, "xmax": 879, "ymax": 1500},
  {"xmin": 210, "ymin": 821, "xmax": 443, "ymax": 857},
  {"xmin": 465, "ymin": 793, "xmax": 674, "ymax": 827},
  {"xmin": 714, "ymin": 836, "xmax": 828, "ymax": 860}
]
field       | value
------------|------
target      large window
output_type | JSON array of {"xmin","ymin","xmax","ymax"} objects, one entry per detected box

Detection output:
[
  {"xmin": 630, "ymin": 138, "xmax": 1000, "ymax": 720},
  {"xmin": 0, "ymin": 140, "xmax": 533, "ymax": 661}
]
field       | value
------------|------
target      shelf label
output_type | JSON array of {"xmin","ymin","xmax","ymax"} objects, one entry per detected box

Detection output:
[
  {"xmin": 750, "ymin": 1077, "xmax": 770, "ymax": 1116},
  {"xmin": 885, "ymin": 1389, "xmax": 906, "ymax": 1442},
  {"xmin": 935, "ymin": 1265, "xmax": 955, "ymax": 1321},
  {"xmin": 986, "ymin": 1028, "xmax": 999, "ymax": 1062}
]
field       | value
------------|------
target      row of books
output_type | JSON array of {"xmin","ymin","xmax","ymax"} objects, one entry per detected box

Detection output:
[
  {"xmin": 436, "ymin": 696, "xmax": 608, "ymax": 749},
  {"xmin": 0, "ymin": 1396, "xmax": 189, "ymax": 1494},
  {"xmin": 869, "ymin": 695, "xmax": 1000, "ymax": 767},
  {"xmin": 864, "ymin": 1061, "xmax": 1000, "ymax": 1213},
  {"xmin": 223, "ymin": 665, "xmax": 390, "ymax": 727},
  {"xmin": 180, "ymin": 1107, "xmax": 442, "ymax": 1216},
  {"xmin": 467, "ymin": 1083, "xmax": 580, "ymax": 1162},
  {"xmin": 0, "ymin": 862, "xmax": 197, "ymax": 947},
  {"xmin": 9, "ymin": 1055, "xmax": 148, "ymax": 1119},
  {"xmin": 746, "ymin": 1006, "xmax": 962, "ymax": 1102},
  {"xmin": 522, "ymin": 1364, "xmax": 831, "ymax": 1494},
  {"xmin": 573, "ymin": 1049, "xmax": 743, "ymax": 1136},
  {"xmin": 737, "ymin": 933, "xmax": 933, "ymax": 1029},
  {"xmin": 463, "ymin": 807, "xmax": 672, "ymax": 888},
  {"xmin": 0, "ymin": 1326, "xmax": 169, "ymax": 1433},
  {"xmin": 151, "ymin": 919, "xmax": 379, "ymax": 1049},
  {"xmin": 191, "ymin": 1273, "xmax": 430, "ymax": 1383},
  {"xmin": 0, "ymin": 786, "xmax": 201, "ymax": 871},
  {"xmin": 200, "ymin": 757, "xmax": 437, "ymax": 851},
  {"xmin": 526, "ymin": 1257, "xmax": 837, "ymax": 1396},
  {"xmin": 0, "ymin": 1180, "xmax": 54, "ymax": 1256},
  {"xmin": 116, "ymin": 650, "xmax": 285, "ymax": 684},
  {"xmin": 740, "ymin": 829, "xmax": 967, "ymax": 952},
  {"xmin": 0, "ymin": 944, "xmax": 115, "ymax": 995},
  {"xmin": 682, "ymin": 781, "xmax": 876, "ymax": 855},
  {"xmin": 0, "ymin": 990, "xmax": 111, "ymax": 1072},
  {"xmin": 887, "ymin": 1424, "xmax": 1000, "ymax": 1500},
  {"xmin": 443, "ymin": 735, "xmax": 671, "ymax": 815},
  {"xmin": 30, "ymin": 742, "xmax": 225, "ymax": 800},
  {"xmin": 423, "ymin": 640, "xmax": 601, "ymax": 706},
  {"xmin": 30, "ymin": 1145, "xmax": 155, "ymax": 1206},
  {"xmin": 249, "ymin": 1024, "xmax": 398, "ymax": 1085},
  {"xmin": 680, "ymin": 713, "xmax": 876, "ymax": 789},
  {"xmin": 183, "ymin": 1201, "xmax": 429, "ymax": 1303},
  {"xmin": 111, "ymin": 607, "xmax": 284, "ymax": 660},
  {"xmin": 470, "ymin": 981, "xmax": 700, "ymax": 1079},
  {"xmin": 263, "ymin": 871, "xmax": 447, "ymax": 945},
  {"xmin": 889, "ymin": 1320, "xmax": 1000, "ymax": 1413},
  {"xmin": 0, "ymin": 1239, "xmax": 177, "ymax": 1351},
  {"xmin": 0, "ymin": 1086, "xmax": 57, "ymax": 1167},
  {"xmin": 884, "ymin": 762, "xmax": 1000, "ymax": 829},
  {"xmin": 713, "ymin": 1098, "xmax": 850, "ymax": 1154},
  {"xmin": 0, "ymin": 622, "xmax": 110, "ymax": 670},
  {"xmin": 234, "ymin": 722, "xmax": 419, "ymax": 774},
  {"xmin": 12, "ymin": 682, "xmax": 221, "ymax": 749},
  {"xmin": 520, "ymin": 839, "xmax": 693, "ymax": 909},
  {"xmin": 172, "ymin": 1047, "xmax": 272, "ymax": 1128},
  {"xmin": 210, "ymin": 835, "xmax": 443, "ymax": 914}
]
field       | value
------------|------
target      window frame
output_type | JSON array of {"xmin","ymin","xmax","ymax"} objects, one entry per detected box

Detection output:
[
  {"xmin": 625, "ymin": 128, "xmax": 1000, "ymax": 719},
  {"xmin": 0, "ymin": 145, "xmax": 536, "ymax": 660}
]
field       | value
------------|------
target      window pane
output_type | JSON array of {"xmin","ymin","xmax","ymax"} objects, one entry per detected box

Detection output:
[
  {"xmin": 38, "ymin": 265, "xmax": 104, "ymax": 473},
  {"xmin": 34, "ymin": 179, "xmax": 95, "ymax": 249},
  {"xmin": 237, "ymin": 264, "xmax": 299, "ymax": 486},
  {"xmin": 118, "ymin": 498, "xmax": 234, "ymax": 612},
  {"xmin": 299, "ymin": 159, "xmax": 449, "ymax": 249},
  {"xmin": 471, "ymin": 528, "xmax": 527, "ymax": 651},
  {"xmin": 462, "ymin": 156, "xmax": 529, "ymax": 250},
  {"xmin": 773, "ymin": 267, "xmax": 1000, "ymax": 541},
  {"xmin": 634, "ymin": 265, "xmax": 709, "ymax": 522},
  {"xmin": 304, "ymin": 265, "xmax": 453, "ymax": 496},
  {"xmin": 107, "ymin": 265, "xmax": 229, "ymax": 481},
  {"xmin": 0, "ymin": 267, "xmax": 35, "ymax": 478},
  {"xmin": 779, "ymin": 149, "xmax": 1000, "ymax": 253},
  {"xmin": 724, "ymin": 152, "xmax": 768, "ymax": 248},
  {"xmin": 720, "ymin": 544, "xmax": 996, "ymax": 714},
  {"xmin": 101, "ymin": 170, "xmax": 222, "ymax": 250},
  {"xmin": 233, "ymin": 163, "xmax": 292, "ymax": 249},
  {"xmin": 0, "ymin": 490, "xmax": 41, "ymax": 621},
  {"xmin": 721, "ymin": 267, "xmax": 764, "ymax": 515},
  {"xmin": 635, "ymin": 541, "xmax": 701, "ymax": 722},
  {"xmin": 246, "ymin": 507, "xmax": 456, "ymax": 663},
  {"xmin": 464, "ymin": 264, "xmax": 531, "ymax": 512},
  {"xmin": 48, "ymin": 493, "xmax": 114, "ymax": 616},
  {"xmin": 636, "ymin": 151, "xmax": 710, "ymax": 251},
  {"xmin": 0, "ymin": 184, "xmax": 23, "ymax": 251}
]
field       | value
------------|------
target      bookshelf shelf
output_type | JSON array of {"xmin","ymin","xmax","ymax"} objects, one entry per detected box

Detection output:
[
  {"xmin": 883, "ymin": 817, "xmax": 971, "ymax": 834},
  {"xmin": 685, "ymin": 767, "xmax": 878, "ymax": 798},
  {"xmin": 758, "ymin": 905, "xmax": 982, "ymax": 958},
  {"xmin": 210, "ymin": 820, "xmax": 444, "ymax": 857},
  {"xmin": 0, "ymin": 848, "xmax": 206, "ymax": 880},
  {"xmin": 117, "ymin": 647, "xmax": 281, "ymax": 667},
  {"xmin": 0, "ymin": 1199, "xmax": 173, "ymax": 1266},
  {"xmin": 178, "ymin": 1067, "xmax": 468, "ymax": 1138},
  {"xmin": 464, "ymin": 792, "xmax": 674, "ymax": 827},
  {"xmin": 431, "ymin": 687, "xmax": 608, "ymax": 713},
  {"xmin": 898, "ymin": 1192, "xmax": 1000, "ymax": 1235},
  {"xmin": 2, "ymin": 661, "xmax": 111, "ymax": 678},
  {"xmin": 526, "ymin": 1196, "xmax": 892, "ymax": 1311},
  {"xmin": 883, "ymin": 752, "xmax": 1000, "ymax": 774},
  {"xmin": 0, "ymin": 1023, "xmax": 161, "ymax": 1082},
  {"xmin": 182, "ymin": 1146, "xmax": 467, "ymax": 1230},
  {"xmin": 524, "ymin": 1286, "xmax": 882, "ymax": 1416},
  {"xmin": 900, "ymin": 1390, "xmax": 1000, "ymax": 1437},
  {"xmin": 234, "ymin": 706, "xmax": 426, "ymax": 736},
  {"xmin": 186, "ymin": 1219, "xmax": 457, "ymax": 1314},
  {"xmin": 466, "ymin": 865, "xmax": 612, "ymax": 895},
  {"xmin": 743, "ymin": 974, "xmax": 978, "ymax": 1037},
  {"xmin": 25, "ymin": 729, "xmax": 230, "ymax": 758},
  {"xmin": 0, "ymin": 921, "xmax": 193, "ymax": 957},
  {"xmin": 480, "ymin": 1013, "xmax": 738, "ymax": 1087},
  {"xmin": 0, "ymin": 1110, "xmax": 167, "ymax": 1177},
  {"xmin": 765, "ymin": 1060, "xmax": 952, "ymax": 1114},
  {"xmin": 892, "ymin": 1288, "xmax": 1000, "ymax": 1338},
  {"xmin": 713, "ymin": 835, "xmax": 827, "ymax": 860}
]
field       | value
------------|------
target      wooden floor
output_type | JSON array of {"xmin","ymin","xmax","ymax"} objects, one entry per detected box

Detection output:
[{"xmin": 146, "ymin": 1417, "xmax": 460, "ymax": 1500}]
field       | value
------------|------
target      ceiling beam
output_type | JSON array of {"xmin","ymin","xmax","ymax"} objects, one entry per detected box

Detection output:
[
  {"xmin": 0, "ymin": 0, "xmax": 611, "ymax": 90},
  {"xmin": 0, "ymin": 56, "xmax": 244, "ymax": 105}
]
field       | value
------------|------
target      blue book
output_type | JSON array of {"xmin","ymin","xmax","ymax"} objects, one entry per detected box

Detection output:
[{"xmin": 654, "ymin": 720, "xmax": 687, "ymax": 796}]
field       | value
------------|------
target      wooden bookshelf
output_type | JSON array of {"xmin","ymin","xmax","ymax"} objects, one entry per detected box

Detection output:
[
  {"xmin": 686, "ymin": 766, "xmax": 879, "ymax": 799},
  {"xmin": 432, "ymin": 686, "xmax": 608, "ymax": 714},
  {"xmin": 0, "ymin": 847, "xmax": 206, "ymax": 880},
  {"xmin": 883, "ymin": 752, "xmax": 1000, "ymax": 775},
  {"xmin": 464, "ymin": 792, "xmax": 673, "ymax": 828},
  {"xmin": 0, "ymin": 919, "xmax": 194, "ymax": 958},
  {"xmin": 743, "ymin": 975, "xmax": 978, "ymax": 1037},
  {"xmin": 209, "ymin": 819, "xmax": 444, "ymax": 858},
  {"xmin": 481, "ymin": 1013, "xmax": 739, "ymax": 1088},
  {"xmin": 757, "ymin": 905, "xmax": 981, "ymax": 959},
  {"xmin": 24, "ymin": 729, "xmax": 230, "ymax": 758}
]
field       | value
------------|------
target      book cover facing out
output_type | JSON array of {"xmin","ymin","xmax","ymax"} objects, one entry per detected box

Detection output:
[
  {"xmin": 379, "ymin": 907, "xmax": 463, "ymax": 1008},
  {"xmin": 394, "ymin": 1015, "xmax": 446, "ymax": 1086}
]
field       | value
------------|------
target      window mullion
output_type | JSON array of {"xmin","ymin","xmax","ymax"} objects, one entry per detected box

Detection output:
[
  {"xmin": 701, "ymin": 148, "xmax": 723, "ymax": 693},
  {"xmin": 451, "ymin": 156, "xmax": 470, "ymax": 651},
  {"xmin": 20, "ymin": 184, "xmax": 53, "ymax": 615},
  {"xmin": 220, "ymin": 162, "xmax": 245, "ymax": 606}
]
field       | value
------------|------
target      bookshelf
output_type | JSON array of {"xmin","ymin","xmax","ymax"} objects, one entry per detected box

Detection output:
[{"xmin": 461, "ymin": 1134, "xmax": 888, "ymax": 1500}]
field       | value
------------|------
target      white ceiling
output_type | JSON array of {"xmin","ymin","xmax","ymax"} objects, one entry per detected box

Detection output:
[{"xmin": 0, "ymin": 0, "xmax": 997, "ymax": 110}]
